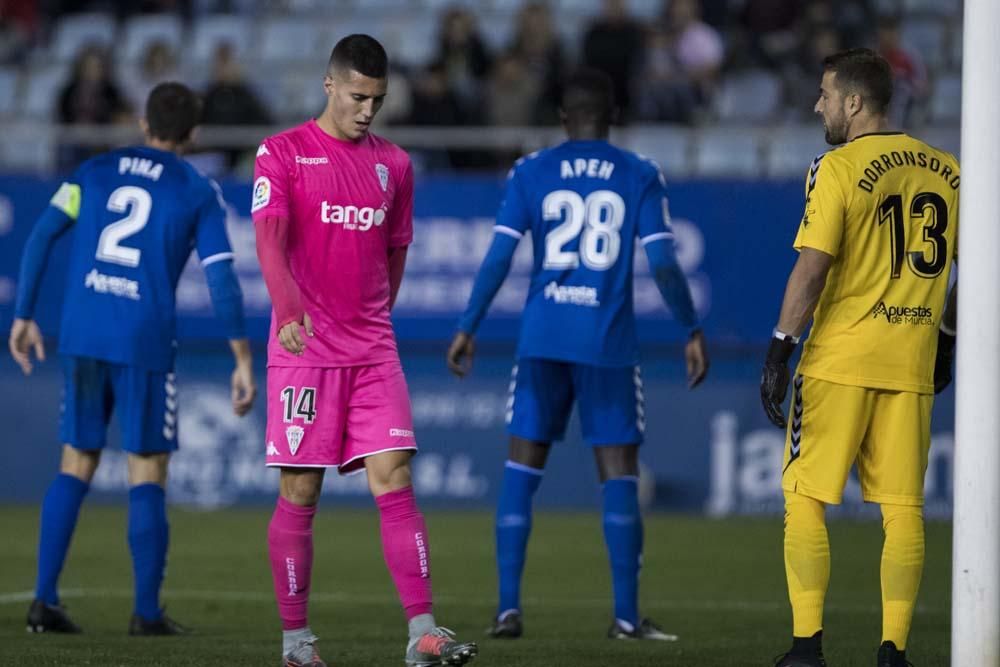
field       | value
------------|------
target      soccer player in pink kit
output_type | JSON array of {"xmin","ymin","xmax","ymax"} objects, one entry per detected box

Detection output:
[{"xmin": 252, "ymin": 35, "xmax": 478, "ymax": 667}]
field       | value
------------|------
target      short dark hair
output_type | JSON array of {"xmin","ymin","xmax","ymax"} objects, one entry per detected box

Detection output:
[
  {"xmin": 145, "ymin": 82, "xmax": 202, "ymax": 143},
  {"xmin": 561, "ymin": 68, "xmax": 616, "ymax": 127},
  {"xmin": 822, "ymin": 48, "xmax": 893, "ymax": 114},
  {"xmin": 328, "ymin": 34, "xmax": 388, "ymax": 78}
]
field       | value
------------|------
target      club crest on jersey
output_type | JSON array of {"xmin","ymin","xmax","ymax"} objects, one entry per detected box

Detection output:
[
  {"xmin": 375, "ymin": 163, "xmax": 390, "ymax": 192},
  {"xmin": 285, "ymin": 426, "xmax": 304, "ymax": 456},
  {"xmin": 251, "ymin": 176, "xmax": 271, "ymax": 213}
]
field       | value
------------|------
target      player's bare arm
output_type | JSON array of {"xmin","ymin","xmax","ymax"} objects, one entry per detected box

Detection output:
[
  {"xmin": 8, "ymin": 318, "xmax": 46, "ymax": 376},
  {"xmin": 935, "ymin": 281, "xmax": 958, "ymax": 394},
  {"xmin": 446, "ymin": 331, "xmax": 475, "ymax": 378},
  {"xmin": 388, "ymin": 245, "xmax": 408, "ymax": 309},
  {"xmin": 228, "ymin": 338, "xmax": 257, "ymax": 416},
  {"xmin": 685, "ymin": 329, "xmax": 709, "ymax": 389},
  {"xmin": 761, "ymin": 247, "xmax": 834, "ymax": 428}
]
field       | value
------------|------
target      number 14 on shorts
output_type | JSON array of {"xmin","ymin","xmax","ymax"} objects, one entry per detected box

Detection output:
[{"xmin": 281, "ymin": 386, "xmax": 317, "ymax": 423}]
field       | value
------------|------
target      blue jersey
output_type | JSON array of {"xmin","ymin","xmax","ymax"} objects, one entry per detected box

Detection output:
[
  {"xmin": 497, "ymin": 140, "xmax": 676, "ymax": 366},
  {"xmin": 52, "ymin": 146, "xmax": 233, "ymax": 372}
]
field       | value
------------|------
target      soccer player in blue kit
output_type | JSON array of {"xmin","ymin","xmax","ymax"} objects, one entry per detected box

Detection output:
[
  {"xmin": 9, "ymin": 82, "xmax": 256, "ymax": 635},
  {"xmin": 447, "ymin": 69, "xmax": 709, "ymax": 640}
]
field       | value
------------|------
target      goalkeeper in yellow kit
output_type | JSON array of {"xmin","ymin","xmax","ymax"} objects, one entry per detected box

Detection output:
[{"xmin": 760, "ymin": 49, "xmax": 959, "ymax": 667}]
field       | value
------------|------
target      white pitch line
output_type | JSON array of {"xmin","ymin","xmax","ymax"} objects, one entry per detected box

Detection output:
[{"xmin": 0, "ymin": 588, "xmax": 948, "ymax": 615}]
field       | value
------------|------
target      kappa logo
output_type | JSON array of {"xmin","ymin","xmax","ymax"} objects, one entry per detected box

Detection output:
[
  {"xmin": 285, "ymin": 425, "xmax": 304, "ymax": 455},
  {"xmin": 251, "ymin": 176, "xmax": 271, "ymax": 213},
  {"xmin": 296, "ymin": 155, "xmax": 329, "ymax": 165},
  {"xmin": 375, "ymin": 163, "xmax": 389, "ymax": 192},
  {"xmin": 389, "ymin": 428, "xmax": 414, "ymax": 438},
  {"xmin": 256, "ymin": 143, "xmax": 269, "ymax": 157},
  {"xmin": 267, "ymin": 441, "xmax": 280, "ymax": 456}
]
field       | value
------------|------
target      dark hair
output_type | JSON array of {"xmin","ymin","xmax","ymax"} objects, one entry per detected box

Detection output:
[
  {"xmin": 822, "ymin": 48, "xmax": 893, "ymax": 114},
  {"xmin": 560, "ymin": 68, "xmax": 616, "ymax": 127},
  {"xmin": 328, "ymin": 34, "xmax": 388, "ymax": 78},
  {"xmin": 145, "ymin": 82, "xmax": 201, "ymax": 143}
]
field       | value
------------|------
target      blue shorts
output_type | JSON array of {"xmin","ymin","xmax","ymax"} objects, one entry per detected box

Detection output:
[
  {"xmin": 59, "ymin": 356, "xmax": 178, "ymax": 454},
  {"xmin": 506, "ymin": 357, "xmax": 645, "ymax": 446}
]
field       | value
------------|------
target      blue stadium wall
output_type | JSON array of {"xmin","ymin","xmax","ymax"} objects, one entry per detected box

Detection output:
[{"xmin": 0, "ymin": 175, "xmax": 955, "ymax": 516}]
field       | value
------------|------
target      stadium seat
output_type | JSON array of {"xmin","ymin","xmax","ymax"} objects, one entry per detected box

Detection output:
[
  {"xmin": 122, "ymin": 14, "xmax": 184, "ymax": 62},
  {"xmin": 21, "ymin": 64, "xmax": 70, "ymax": 119},
  {"xmin": 921, "ymin": 126, "xmax": 960, "ymax": 158},
  {"xmin": 693, "ymin": 128, "xmax": 762, "ymax": 177},
  {"xmin": 557, "ymin": 0, "xmax": 603, "ymax": 14},
  {"xmin": 627, "ymin": 0, "xmax": 663, "ymax": 19},
  {"xmin": 0, "ymin": 122, "xmax": 55, "ymax": 173},
  {"xmin": 766, "ymin": 126, "xmax": 829, "ymax": 179},
  {"xmin": 189, "ymin": 14, "xmax": 252, "ymax": 63},
  {"xmin": 619, "ymin": 126, "xmax": 691, "ymax": 179},
  {"xmin": 475, "ymin": 11, "xmax": 516, "ymax": 55},
  {"xmin": 257, "ymin": 17, "xmax": 326, "ymax": 63},
  {"xmin": 930, "ymin": 73, "xmax": 961, "ymax": 124},
  {"xmin": 901, "ymin": 19, "xmax": 946, "ymax": 69},
  {"xmin": 0, "ymin": 68, "xmax": 19, "ymax": 117},
  {"xmin": 50, "ymin": 12, "xmax": 117, "ymax": 62},
  {"xmin": 715, "ymin": 70, "xmax": 782, "ymax": 124},
  {"xmin": 903, "ymin": 0, "xmax": 960, "ymax": 16}
]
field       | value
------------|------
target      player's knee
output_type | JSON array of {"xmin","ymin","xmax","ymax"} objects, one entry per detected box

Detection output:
[
  {"xmin": 508, "ymin": 437, "xmax": 551, "ymax": 469},
  {"xmin": 279, "ymin": 468, "xmax": 324, "ymax": 506},
  {"xmin": 127, "ymin": 452, "xmax": 169, "ymax": 487},
  {"xmin": 365, "ymin": 451, "xmax": 413, "ymax": 496},
  {"xmin": 783, "ymin": 490, "xmax": 826, "ymax": 522},
  {"xmin": 880, "ymin": 503, "xmax": 923, "ymax": 533},
  {"xmin": 594, "ymin": 445, "xmax": 639, "ymax": 482},
  {"xmin": 60, "ymin": 444, "xmax": 100, "ymax": 482}
]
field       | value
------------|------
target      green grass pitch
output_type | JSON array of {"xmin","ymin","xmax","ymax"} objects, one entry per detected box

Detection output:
[{"xmin": 0, "ymin": 506, "xmax": 951, "ymax": 666}]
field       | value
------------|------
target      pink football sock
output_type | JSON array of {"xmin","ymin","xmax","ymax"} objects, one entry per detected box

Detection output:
[
  {"xmin": 376, "ymin": 486, "xmax": 433, "ymax": 620},
  {"xmin": 268, "ymin": 497, "xmax": 316, "ymax": 631}
]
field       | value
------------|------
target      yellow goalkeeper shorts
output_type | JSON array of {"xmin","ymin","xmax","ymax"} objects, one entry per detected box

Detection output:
[{"xmin": 781, "ymin": 374, "xmax": 934, "ymax": 506}]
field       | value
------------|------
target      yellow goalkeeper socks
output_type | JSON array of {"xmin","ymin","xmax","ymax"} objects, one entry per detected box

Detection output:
[
  {"xmin": 880, "ymin": 503, "xmax": 925, "ymax": 650},
  {"xmin": 783, "ymin": 491, "xmax": 830, "ymax": 638}
]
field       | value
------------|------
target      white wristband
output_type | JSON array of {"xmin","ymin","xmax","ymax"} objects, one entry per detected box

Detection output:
[{"xmin": 772, "ymin": 329, "xmax": 800, "ymax": 345}]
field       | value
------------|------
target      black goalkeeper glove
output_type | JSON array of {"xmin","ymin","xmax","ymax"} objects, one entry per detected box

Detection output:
[
  {"xmin": 760, "ymin": 334, "xmax": 798, "ymax": 428},
  {"xmin": 933, "ymin": 329, "xmax": 956, "ymax": 395}
]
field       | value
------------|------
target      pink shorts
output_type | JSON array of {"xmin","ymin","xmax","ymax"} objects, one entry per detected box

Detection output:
[{"xmin": 265, "ymin": 361, "xmax": 417, "ymax": 474}]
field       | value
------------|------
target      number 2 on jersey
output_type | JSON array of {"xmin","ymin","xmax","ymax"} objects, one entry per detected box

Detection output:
[
  {"xmin": 542, "ymin": 190, "xmax": 625, "ymax": 271},
  {"xmin": 877, "ymin": 192, "xmax": 949, "ymax": 279},
  {"xmin": 281, "ymin": 386, "xmax": 317, "ymax": 424},
  {"xmin": 96, "ymin": 186, "xmax": 152, "ymax": 268}
]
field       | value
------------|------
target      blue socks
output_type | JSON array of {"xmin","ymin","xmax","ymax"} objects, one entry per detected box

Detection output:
[
  {"xmin": 602, "ymin": 477, "xmax": 643, "ymax": 629},
  {"xmin": 495, "ymin": 461, "xmax": 543, "ymax": 617},
  {"xmin": 128, "ymin": 483, "xmax": 168, "ymax": 621},
  {"xmin": 35, "ymin": 473, "xmax": 90, "ymax": 605}
]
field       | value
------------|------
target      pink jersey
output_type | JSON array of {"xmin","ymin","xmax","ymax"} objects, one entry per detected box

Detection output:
[{"xmin": 252, "ymin": 120, "xmax": 414, "ymax": 368}]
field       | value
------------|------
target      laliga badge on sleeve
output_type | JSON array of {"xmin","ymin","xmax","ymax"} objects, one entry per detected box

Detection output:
[{"xmin": 251, "ymin": 176, "xmax": 271, "ymax": 213}]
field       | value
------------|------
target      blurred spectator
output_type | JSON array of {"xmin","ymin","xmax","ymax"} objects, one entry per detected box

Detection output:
[
  {"xmin": 373, "ymin": 65, "xmax": 413, "ymax": 128},
  {"xmin": 667, "ymin": 0, "xmax": 725, "ymax": 102},
  {"xmin": 739, "ymin": 0, "xmax": 802, "ymax": 69},
  {"xmin": 57, "ymin": 45, "xmax": 132, "ymax": 171},
  {"xmin": 635, "ymin": 27, "xmax": 698, "ymax": 123},
  {"xmin": 877, "ymin": 16, "xmax": 929, "ymax": 128},
  {"xmin": 582, "ymin": 0, "xmax": 645, "ymax": 120},
  {"xmin": 201, "ymin": 42, "xmax": 272, "ymax": 169},
  {"xmin": 407, "ymin": 62, "xmax": 465, "ymax": 170},
  {"xmin": 486, "ymin": 52, "xmax": 539, "ymax": 127},
  {"xmin": 124, "ymin": 40, "xmax": 180, "ymax": 112},
  {"xmin": 510, "ymin": 1, "xmax": 567, "ymax": 125},
  {"xmin": 434, "ymin": 6, "xmax": 491, "ymax": 123},
  {"xmin": 786, "ymin": 26, "xmax": 840, "ymax": 118},
  {"xmin": 0, "ymin": 0, "xmax": 38, "ymax": 65}
]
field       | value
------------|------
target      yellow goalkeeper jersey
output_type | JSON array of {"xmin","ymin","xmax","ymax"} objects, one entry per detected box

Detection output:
[{"xmin": 794, "ymin": 131, "xmax": 960, "ymax": 394}]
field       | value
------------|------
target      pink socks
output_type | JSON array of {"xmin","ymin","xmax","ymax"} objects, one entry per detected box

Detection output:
[
  {"xmin": 268, "ymin": 497, "xmax": 317, "ymax": 631},
  {"xmin": 376, "ymin": 486, "xmax": 433, "ymax": 620}
]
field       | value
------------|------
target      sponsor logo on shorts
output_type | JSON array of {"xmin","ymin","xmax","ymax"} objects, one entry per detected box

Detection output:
[
  {"xmin": 251, "ymin": 176, "xmax": 271, "ymax": 212},
  {"xmin": 389, "ymin": 428, "xmax": 414, "ymax": 438},
  {"xmin": 266, "ymin": 441, "xmax": 280, "ymax": 456},
  {"xmin": 543, "ymin": 281, "xmax": 600, "ymax": 307},
  {"xmin": 414, "ymin": 531, "xmax": 429, "ymax": 578},
  {"xmin": 85, "ymin": 268, "xmax": 140, "ymax": 300},
  {"xmin": 285, "ymin": 425, "xmax": 304, "ymax": 455},
  {"xmin": 285, "ymin": 557, "xmax": 298, "ymax": 596},
  {"xmin": 871, "ymin": 300, "xmax": 934, "ymax": 326},
  {"xmin": 295, "ymin": 155, "xmax": 329, "ymax": 165}
]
